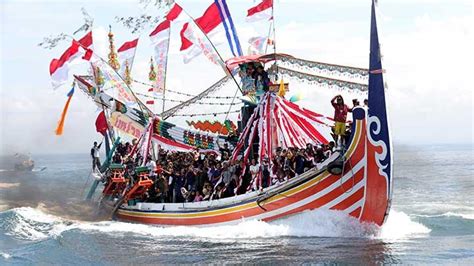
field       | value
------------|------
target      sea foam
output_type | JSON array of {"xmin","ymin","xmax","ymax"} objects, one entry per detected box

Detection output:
[{"xmin": 1, "ymin": 207, "xmax": 431, "ymax": 242}]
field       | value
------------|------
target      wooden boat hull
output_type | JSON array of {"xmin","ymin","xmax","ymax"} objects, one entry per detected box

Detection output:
[{"xmin": 115, "ymin": 107, "xmax": 392, "ymax": 226}]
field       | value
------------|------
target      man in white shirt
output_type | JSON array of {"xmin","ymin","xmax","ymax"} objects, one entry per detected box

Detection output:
[
  {"xmin": 249, "ymin": 158, "xmax": 260, "ymax": 190},
  {"xmin": 90, "ymin": 141, "xmax": 102, "ymax": 172},
  {"xmin": 147, "ymin": 158, "xmax": 157, "ymax": 180}
]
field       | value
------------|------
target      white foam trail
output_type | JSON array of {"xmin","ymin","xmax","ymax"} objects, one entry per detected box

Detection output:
[
  {"xmin": 379, "ymin": 210, "xmax": 431, "ymax": 240},
  {"xmin": 74, "ymin": 209, "xmax": 379, "ymax": 239},
  {"xmin": 3, "ymin": 207, "xmax": 431, "ymax": 241},
  {"xmin": 1, "ymin": 252, "xmax": 11, "ymax": 259},
  {"xmin": 4, "ymin": 207, "xmax": 68, "ymax": 241}
]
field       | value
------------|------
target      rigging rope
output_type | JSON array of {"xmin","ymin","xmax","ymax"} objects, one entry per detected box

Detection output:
[
  {"xmin": 161, "ymin": 76, "xmax": 232, "ymax": 119},
  {"xmin": 217, "ymin": 85, "xmax": 241, "ymax": 136},
  {"xmin": 169, "ymin": 109, "xmax": 240, "ymax": 117},
  {"xmin": 132, "ymin": 79, "xmax": 237, "ymax": 99},
  {"xmin": 135, "ymin": 92, "xmax": 242, "ymax": 106}
]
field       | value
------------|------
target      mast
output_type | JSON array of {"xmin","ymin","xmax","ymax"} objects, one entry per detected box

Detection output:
[
  {"xmin": 149, "ymin": 57, "xmax": 157, "ymax": 114},
  {"xmin": 271, "ymin": 0, "xmax": 277, "ymax": 57}
]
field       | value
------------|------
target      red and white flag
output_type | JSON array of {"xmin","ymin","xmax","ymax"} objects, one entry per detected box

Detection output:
[
  {"xmin": 117, "ymin": 38, "xmax": 138, "ymax": 78},
  {"xmin": 165, "ymin": 3, "xmax": 186, "ymax": 22},
  {"xmin": 150, "ymin": 19, "xmax": 171, "ymax": 44},
  {"xmin": 246, "ymin": 0, "xmax": 273, "ymax": 22},
  {"xmin": 248, "ymin": 36, "xmax": 267, "ymax": 55},
  {"xmin": 180, "ymin": 23, "xmax": 222, "ymax": 65},
  {"xmin": 179, "ymin": 2, "xmax": 225, "ymax": 64},
  {"xmin": 49, "ymin": 31, "xmax": 93, "ymax": 87}
]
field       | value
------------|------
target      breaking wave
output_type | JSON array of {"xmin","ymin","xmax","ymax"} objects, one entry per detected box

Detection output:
[{"xmin": 0, "ymin": 207, "xmax": 431, "ymax": 242}]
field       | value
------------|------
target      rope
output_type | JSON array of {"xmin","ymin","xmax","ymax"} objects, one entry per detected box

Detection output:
[
  {"xmin": 161, "ymin": 76, "xmax": 231, "ymax": 119},
  {"xmin": 217, "ymin": 86, "xmax": 241, "ymax": 136},
  {"xmin": 170, "ymin": 109, "xmax": 241, "ymax": 117},
  {"xmin": 339, "ymin": 146, "xmax": 356, "ymax": 194},
  {"xmin": 133, "ymin": 79, "xmax": 236, "ymax": 99},
  {"xmin": 135, "ymin": 92, "xmax": 242, "ymax": 106}
]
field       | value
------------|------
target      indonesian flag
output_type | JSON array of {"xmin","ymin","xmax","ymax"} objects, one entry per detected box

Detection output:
[
  {"xmin": 49, "ymin": 31, "xmax": 93, "ymax": 87},
  {"xmin": 117, "ymin": 38, "xmax": 138, "ymax": 79},
  {"xmin": 180, "ymin": 1, "xmax": 241, "ymax": 63},
  {"xmin": 248, "ymin": 36, "xmax": 267, "ymax": 55},
  {"xmin": 246, "ymin": 0, "xmax": 273, "ymax": 22},
  {"xmin": 180, "ymin": 22, "xmax": 222, "ymax": 65},
  {"xmin": 166, "ymin": 3, "xmax": 186, "ymax": 22}
]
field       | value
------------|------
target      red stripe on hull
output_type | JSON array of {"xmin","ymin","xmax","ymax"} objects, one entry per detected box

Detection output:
[
  {"xmin": 330, "ymin": 187, "xmax": 364, "ymax": 211},
  {"xmin": 349, "ymin": 207, "xmax": 362, "ymax": 218},
  {"xmin": 261, "ymin": 168, "xmax": 364, "ymax": 223}
]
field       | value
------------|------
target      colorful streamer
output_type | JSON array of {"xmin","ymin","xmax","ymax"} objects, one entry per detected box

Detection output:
[{"xmin": 55, "ymin": 85, "xmax": 75, "ymax": 135}]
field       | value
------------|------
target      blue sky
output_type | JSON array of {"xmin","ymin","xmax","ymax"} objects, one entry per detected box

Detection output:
[{"xmin": 1, "ymin": 0, "xmax": 472, "ymax": 154}]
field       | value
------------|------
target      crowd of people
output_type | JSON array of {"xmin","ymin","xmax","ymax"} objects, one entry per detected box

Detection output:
[
  {"xmin": 101, "ymin": 140, "xmax": 338, "ymax": 204},
  {"xmin": 95, "ymin": 94, "xmax": 366, "ymax": 204}
]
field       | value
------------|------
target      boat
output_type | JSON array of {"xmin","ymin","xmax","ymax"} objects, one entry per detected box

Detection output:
[
  {"xmin": 13, "ymin": 154, "xmax": 35, "ymax": 172},
  {"xmin": 52, "ymin": 0, "xmax": 391, "ymax": 227}
]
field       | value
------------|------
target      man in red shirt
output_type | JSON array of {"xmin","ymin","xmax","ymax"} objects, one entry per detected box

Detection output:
[{"xmin": 331, "ymin": 95, "xmax": 351, "ymax": 147}]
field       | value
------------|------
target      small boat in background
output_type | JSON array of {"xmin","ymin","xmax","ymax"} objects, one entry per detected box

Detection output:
[{"xmin": 13, "ymin": 154, "xmax": 35, "ymax": 172}]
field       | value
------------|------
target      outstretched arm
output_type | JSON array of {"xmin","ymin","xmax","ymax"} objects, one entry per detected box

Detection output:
[{"xmin": 331, "ymin": 95, "xmax": 339, "ymax": 107}]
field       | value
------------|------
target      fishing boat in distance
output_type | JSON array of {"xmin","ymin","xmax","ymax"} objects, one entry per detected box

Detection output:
[
  {"xmin": 13, "ymin": 153, "xmax": 35, "ymax": 172},
  {"xmin": 51, "ymin": 0, "xmax": 391, "ymax": 227}
]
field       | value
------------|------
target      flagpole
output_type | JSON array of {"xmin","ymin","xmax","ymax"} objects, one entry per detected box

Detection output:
[
  {"xmin": 179, "ymin": 8, "xmax": 243, "ymax": 95},
  {"xmin": 129, "ymin": 36, "xmax": 139, "ymax": 72},
  {"xmin": 272, "ymin": 0, "xmax": 277, "ymax": 57},
  {"xmin": 162, "ymin": 27, "xmax": 171, "ymax": 114},
  {"xmin": 264, "ymin": 21, "xmax": 272, "ymax": 54}
]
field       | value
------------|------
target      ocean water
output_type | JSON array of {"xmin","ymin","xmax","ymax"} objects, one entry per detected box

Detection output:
[{"xmin": 0, "ymin": 144, "xmax": 473, "ymax": 264}]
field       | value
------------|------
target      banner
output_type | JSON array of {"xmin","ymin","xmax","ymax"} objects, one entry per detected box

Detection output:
[
  {"xmin": 110, "ymin": 111, "xmax": 144, "ymax": 139},
  {"xmin": 94, "ymin": 60, "xmax": 137, "ymax": 107}
]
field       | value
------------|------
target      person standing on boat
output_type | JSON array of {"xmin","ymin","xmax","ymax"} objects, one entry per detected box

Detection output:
[
  {"xmin": 254, "ymin": 65, "xmax": 270, "ymax": 101},
  {"xmin": 146, "ymin": 157, "xmax": 157, "ymax": 181},
  {"xmin": 261, "ymin": 157, "xmax": 271, "ymax": 189},
  {"xmin": 249, "ymin": 159, "xmax": 259, "ymax": 190},
  {"xmin": 331, "ymin": 95, "xmax": 351, "ymax": 148},
  {"xmin": 295, "ymin": 149, "xmax": 306, "ymax": 176},
  {"xmin": 90, "ymin": 141, "xmax": 102, "ymax": 172}
]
